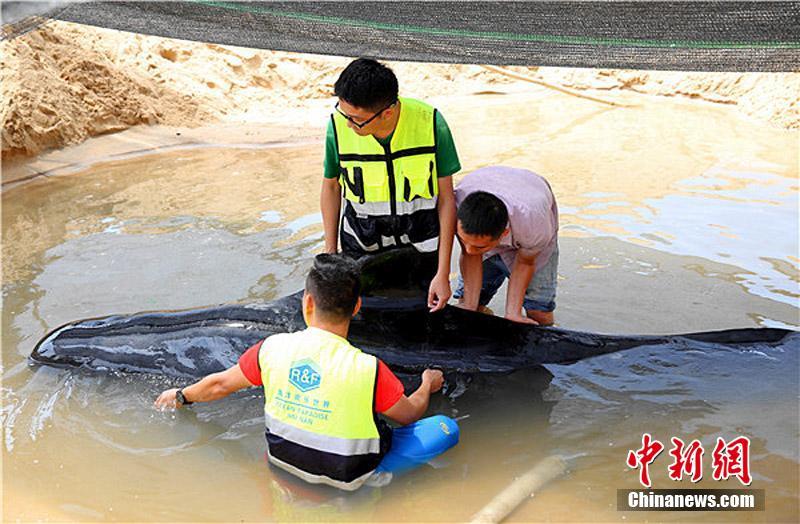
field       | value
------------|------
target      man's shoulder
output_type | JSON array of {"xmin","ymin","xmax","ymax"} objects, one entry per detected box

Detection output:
[
  {"xmin": 260, "ymin": 330, "xmax": 362, "ymax": 359},
  {"xmin": 455, "ymin": 166, "xmax": 510, "ymax": 196},
  {"xmin": 261, "ymin": 330, "xmax": 305, "ymax": 349},
  {"xmin": 461, "ymin": 166, "xmax": 549, "ymax": 193},
  {"xmin": 325, "ymin": 118, "xmax": 336, "ymax": 142},
  {"xmin": 336, "ymin": 336, "xmax": 372, "ymax": 358},
  {"xmin": 336, "ymin": 338, "xmax": 377, "ymax": 368},
  {"xmin": 465, "ymin": 165, "xmax": 539, "ymax": 180},
  {"xmin": 401, "ymin": 96, "xmax": 434, "ymax": 107},
  {"xmin": 401, "ymin": 97, "xmax": 438, "ymax": 115}
]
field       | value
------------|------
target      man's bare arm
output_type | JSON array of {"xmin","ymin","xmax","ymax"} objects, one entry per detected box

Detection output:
[
  {"xmin": 505, "ymin": 249, "xmax": 537, "ymax": 324},
  {"xmin": 382, "ymin": 369, "xmax": 444, "ymax": 426},
  {"xmin": 320, "ymin": 177, "xmax": 342, "ymax": 254},
  {"xmin": 154, "ymin": 365, "xmax": 252, "ymax": 409},
  {"xmin": 428, "ymin": 176, "xmax": 457, "ymax": 312},
  {"xmin": 457, "ymin": 237, "xmax": 483, "ymax": 311}
]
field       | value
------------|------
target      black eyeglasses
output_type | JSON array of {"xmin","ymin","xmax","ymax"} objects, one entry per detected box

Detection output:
[{"xmin": 335, "ymin": 100, "xmax": 397, "ymax": 129}]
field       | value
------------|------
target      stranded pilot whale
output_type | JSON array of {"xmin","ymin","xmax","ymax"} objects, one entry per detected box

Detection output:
[{"xmin": 30, "ymin": 249, "xmax": 799, "ymax": 378}]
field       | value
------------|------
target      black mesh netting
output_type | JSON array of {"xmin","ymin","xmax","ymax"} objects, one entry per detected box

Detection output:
[{"xmin": 3, "ymin": 1, "xmax": 799, "ymax": 71}]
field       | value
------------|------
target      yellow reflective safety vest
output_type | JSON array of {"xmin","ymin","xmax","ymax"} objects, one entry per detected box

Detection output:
[
  {"xmin": 332, "ymin": 97, "xmax": 440, "ymax": 255},
  {"xmin": 258, "ymin": 327, "xmax": 390, "ymax": 490}
]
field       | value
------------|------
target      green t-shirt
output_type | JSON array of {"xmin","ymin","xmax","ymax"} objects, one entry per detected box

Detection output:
[{"xmin": 323, "ymin": 109, "xmax": 461, "ymax": 179}]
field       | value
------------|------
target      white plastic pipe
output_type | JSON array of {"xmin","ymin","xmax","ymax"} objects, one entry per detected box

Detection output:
[{"xmin": 470, "ymin": 455, "xmax": 567, "ymax": 523}]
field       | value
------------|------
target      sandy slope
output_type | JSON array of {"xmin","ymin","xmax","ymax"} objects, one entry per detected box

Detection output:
[{"xmin": 2, "ymin": 20, "xmax": 798, "ymax": 159}]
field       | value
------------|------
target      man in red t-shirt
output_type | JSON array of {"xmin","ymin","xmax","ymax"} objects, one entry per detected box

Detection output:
[
  {"xmin": 155, "ymin": 254, "xmax": 458, "ymax": 490},
  {"xmin": 237, "ymin": 339, "xmax": 415, "ymax": 417}
]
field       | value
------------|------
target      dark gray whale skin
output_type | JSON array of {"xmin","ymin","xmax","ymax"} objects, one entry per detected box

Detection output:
[{"xmin": 30, "ymin": 290, "xmax": 799, "ymax": 378}]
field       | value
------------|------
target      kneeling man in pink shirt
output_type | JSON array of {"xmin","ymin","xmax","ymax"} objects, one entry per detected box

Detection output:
[{"xmin": 453, "ymin": 166, "xmax": 559, "ymax": 325}]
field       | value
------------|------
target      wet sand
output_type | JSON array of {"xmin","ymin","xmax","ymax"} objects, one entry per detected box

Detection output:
[{"xmin": 4, "ymin": 20, "xmax": 799, "ymax": 162}]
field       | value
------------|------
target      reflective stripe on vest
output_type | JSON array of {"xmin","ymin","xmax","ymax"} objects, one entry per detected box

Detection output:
[
  {"xmin": 258, "ymin": 328, "xmax": 384, "ymax": 489},
  {"xmin": 265, "ymin": 447, "xmax": 375, "ymax": 492},
  {"xmin": 332, "ymin": 97, "xmax": 439, "ymax": 254}
]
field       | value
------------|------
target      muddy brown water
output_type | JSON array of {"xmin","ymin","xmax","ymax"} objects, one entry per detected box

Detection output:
[{"xmin": 2, "ymin": 90, "xmax": 798, "ymax": 521}]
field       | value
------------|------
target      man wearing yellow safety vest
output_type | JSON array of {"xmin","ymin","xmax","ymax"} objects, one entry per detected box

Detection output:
[
  {"xmin": 320, "ymin": 58, "xmax": 460, "ymax": 312},
  {"xmin": 155, "ymin": 254, "xmax": 459, "ymax": 490}
]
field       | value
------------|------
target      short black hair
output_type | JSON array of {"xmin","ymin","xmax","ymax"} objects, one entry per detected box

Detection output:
[
  {"xmin": 305, "ymin": 254, "xmax": 361, "ymax": 320},
  {"xmin": 457, "ymin": 191, "xmax": 509, "ymax": 239},
  {"xmin": 334, "ymin": 58, "xmax": 398, "ymax": 111}
]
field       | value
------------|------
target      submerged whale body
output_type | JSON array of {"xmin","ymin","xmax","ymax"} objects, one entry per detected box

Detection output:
[{"xmin": 30, "ymin": 250, "xmax": 799, "ymax": 378}]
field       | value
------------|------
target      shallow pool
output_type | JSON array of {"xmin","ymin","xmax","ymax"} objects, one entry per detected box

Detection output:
[{"xmin": 3, "ymin": 89, "xmax": 798, "ymax": 521}]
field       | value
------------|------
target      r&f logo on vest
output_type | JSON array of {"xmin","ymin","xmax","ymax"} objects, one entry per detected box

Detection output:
[{"xmin": 289, "ymin": 359, "xmax": 322, "ymax": 392}]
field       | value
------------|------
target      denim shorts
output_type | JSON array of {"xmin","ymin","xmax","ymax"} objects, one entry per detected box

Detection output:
[{"xmin": 453, "ymin": 243, "xmax": 559, "ymax": 312}]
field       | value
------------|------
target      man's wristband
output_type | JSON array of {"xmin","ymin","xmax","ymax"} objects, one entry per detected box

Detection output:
[{"xmin": 176, "ymin": 388, "xmax": 193, "ymax": 406}]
